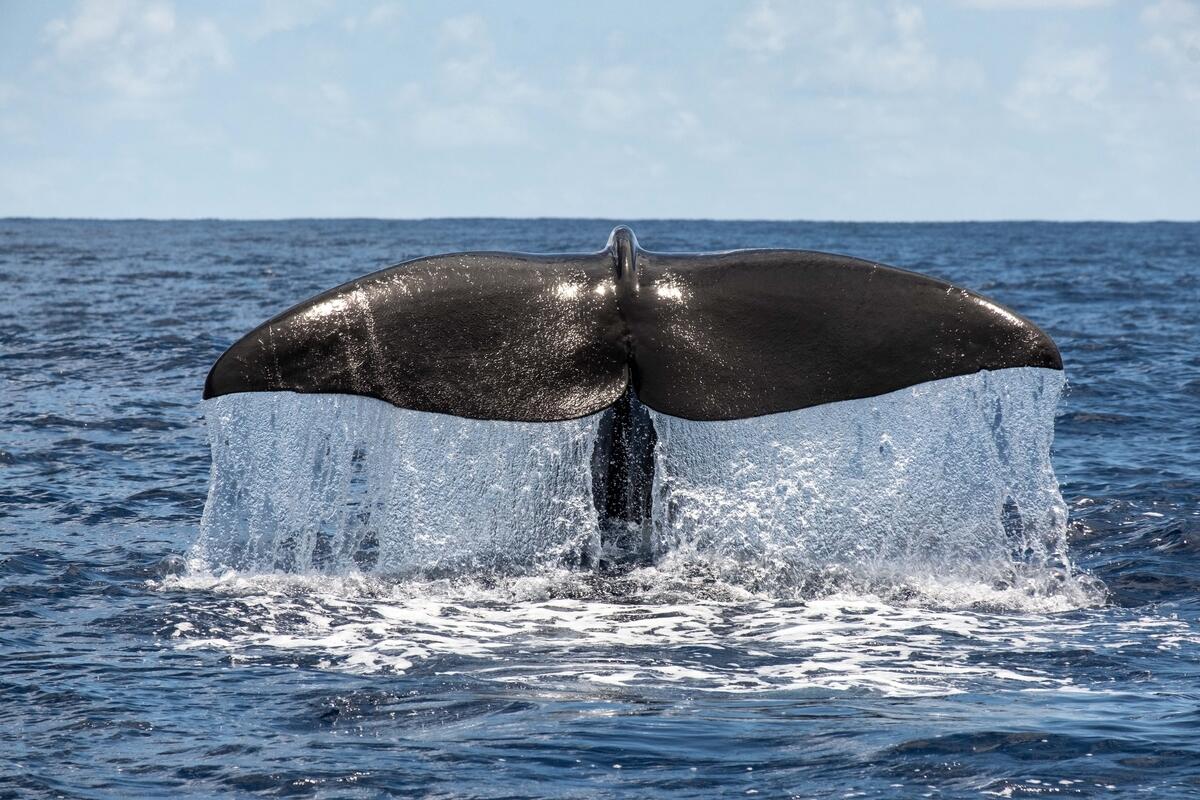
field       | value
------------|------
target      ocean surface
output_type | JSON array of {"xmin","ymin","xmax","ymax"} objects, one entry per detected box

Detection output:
[{"xmin": 2, "ymin": 218, "xmax": 1199, "ymax": 799}]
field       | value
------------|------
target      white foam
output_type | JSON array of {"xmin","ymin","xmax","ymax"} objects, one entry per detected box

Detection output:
[{"xmin": 155, "ymin": 571, "xmax": 1186, "ymax": 697}]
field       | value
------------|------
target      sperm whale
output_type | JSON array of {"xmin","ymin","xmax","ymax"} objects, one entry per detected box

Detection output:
[{"xmin": 204, "ymin": 226, "xmax": 1061, "ymax": 558}]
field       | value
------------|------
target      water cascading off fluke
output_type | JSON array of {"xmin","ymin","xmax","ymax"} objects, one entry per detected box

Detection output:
[{"xmin": 195, "ymin": 227, "xmax": 1072, "ymax": 594}]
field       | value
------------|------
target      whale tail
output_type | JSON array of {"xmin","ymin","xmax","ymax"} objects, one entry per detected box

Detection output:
[
  {"xmin": 204, "ymin": 226, "xmax": 1061, "ymax": 542},
  {"xmin": 205, "ymin": 225, "xmax": 1060, "ymax": 420}
]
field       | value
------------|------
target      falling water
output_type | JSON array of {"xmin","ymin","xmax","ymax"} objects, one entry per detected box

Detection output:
[
  {"xmin": 649, "ymin": 367, "xmax": 1081, "ymax": 603},
  {"xmin": 195, "ymin": 367, "xmax": 1085, "ymax": 605},
  {"xmin": 195, "ymin": 393, "xmax": 603, "ymax": 576}
]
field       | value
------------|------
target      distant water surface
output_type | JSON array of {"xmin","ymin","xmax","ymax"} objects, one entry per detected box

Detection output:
[{"xmin": 1, "ymin": 219, "xmax": 1199, "ymax": 798}]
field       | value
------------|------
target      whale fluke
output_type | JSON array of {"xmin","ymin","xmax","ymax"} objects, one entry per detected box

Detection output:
[{"xmin": 205, "ymin": 226, "xmax": 1060, "ymax": 422}]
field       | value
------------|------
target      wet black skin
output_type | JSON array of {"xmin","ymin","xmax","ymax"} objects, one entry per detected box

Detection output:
[
  {"xmin": 205, "ymin": 226, "xmax": 1062, "ymax": 541},
  {"xmin": 588, "ymin": 386, "xmax": 657, "ymax": 566}
]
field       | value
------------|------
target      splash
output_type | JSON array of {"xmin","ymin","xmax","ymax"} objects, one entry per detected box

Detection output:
[
  {"xmin": 195, "ymin": 393, "xmax": 602, "ymax": 576},
  {"xmin": 649, "ymin": 367, "xmax": 1085, "ymax": 604},
  {"xmin": 194, "ymin": 368, "xmax": 1096, "ymax": 608}
]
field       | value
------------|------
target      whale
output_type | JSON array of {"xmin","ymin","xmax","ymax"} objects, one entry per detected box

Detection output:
[{"xmin": 205, "ymin": 226, "xmax": 1061, "ymax": 553}]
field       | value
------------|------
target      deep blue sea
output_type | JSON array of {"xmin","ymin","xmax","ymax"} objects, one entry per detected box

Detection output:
[{"xmin": 2, "ymin": 219, "xmax": 1199, "ymax": 799}]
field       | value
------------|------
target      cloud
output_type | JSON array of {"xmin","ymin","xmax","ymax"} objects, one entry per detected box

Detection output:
[
  {"xmin": 729, "ymin": 1, "xmax": 978, "ymax": 94},
  {"xmin": 439, "ymin": 13, "xmax": 488, "ymax": 48},
  {"xmin": 1141, "ymin": 0, "xmax": 1200, "ymax": 102},
  {"xmin": 1004, "ymin": 44, "xmax": 1110, "ymax": 125},
  {"xmin": 0, "ymin": 82, "xmax": 34, "ymax": 143},
  {"xmin": 728, "ymin": 2, "xmax": 791, "ymax": 56},
  {"xmin": 247, "ymin": 0, "xmax": 333, "ymax": 39},
  {"xmin": 407, "ymin": 101, "xmax": 530, "ymax": 148},
  {"xmin": 342, "ymin": 3, "xmax": 405, "ymax": 33},
  {"xmin": 1143, "ymin": 0, "xmax": 1200, "ymax": 64},
  {"xmin": 43, "ymin": 0, "xmax": 230, "ymax": 100},
  {"xmin": 571, "ymin": 65, "xmax": 647, "ymax": 129},
  {"xmin": 566, "ymin": 64, "xmax": 735, "ymax": 162},
  {"xmin": 661, "ymin": 107, "xmax": 738, "ymax": 162},
  {"xmin": 269, "ymin": 79, "xmax": 376, "ymax": 140},
  {"xmin": 957, "ymin": 0, "xmax": 1111, "ymax": 8},
  {"xmin": 397, "ymin": 15, "xmax": 542, "ymax": 149}
]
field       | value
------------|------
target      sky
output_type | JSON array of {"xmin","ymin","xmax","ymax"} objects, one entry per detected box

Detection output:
[{"xmin": 0, "ymin": 0, "xmax": 1197, "ymax": 220}]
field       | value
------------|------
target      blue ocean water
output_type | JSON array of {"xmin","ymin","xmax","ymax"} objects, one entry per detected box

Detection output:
[{"xmin": 1, "ymin": 218, "xmax": 1199, "ymax": 798}]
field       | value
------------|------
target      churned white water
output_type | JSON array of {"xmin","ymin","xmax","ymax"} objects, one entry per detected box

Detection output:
[{"xmin": 161, "ymin": 570, "xmax": 1173, "ymax": 697}]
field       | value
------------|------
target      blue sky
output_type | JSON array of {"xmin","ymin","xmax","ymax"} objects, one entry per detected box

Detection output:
[{"xmin": 0, "ymin": 0, "xmax": 1196, "ymax": 220}]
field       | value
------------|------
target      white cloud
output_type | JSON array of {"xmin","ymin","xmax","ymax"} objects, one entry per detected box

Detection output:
[
  {"xmin": 1005, "ymin": 45, "xmax": 1110, "ymax": 125},
  {"xmin": 567, "ymin": 65, "xmax": 735, "ymax": 161},
  {"xmin": 663, "ymin": 107, "xmax": 738, "ymax": 161},
  {"xmin": 439, "ymin": 13, "xmax": 489, "ymax": 48},
  {"xmin": 958, "ymin": 0, "xmax": 1111, "ymax": 8},
  {"xmin": 0, "ymin": 82, "xmax": 34, "ymax": 143},
  {"xmin": 342, "ymin": 3, "xmax": 405, "ymax": 33},
  {"xmin": 729, "ymin": 2, "xmax": 791, "ymax": 56},
  {"xmin": 1141, "ymin": 0, "xmax": 1200, "ymax": 102},
  {"xmin": 396, "ymin": 15, "xmax": 542, "ymax": 149},
  {"xmin": 571, "ymin": 65, "xmax": 647, "ymax": 129},
  {"xmin": 729, "ymin": 1, "xmax": 978, "ymax": 94},
  {"xmin": 247, "ymin": 0, "xmax": 332, "ymax": 39},
  {"xmin": 1143, "ymin": 0, "xmax": 1200, "ymax": 64},
  {"xmin": 409, "ymin": 102, "xmax": 529, "ymax": 148},
  {"xmin": 269, "ymin": 79, "xmax": 376, "ymax": 139},
  {"xmin": 43, "ymin": 0, "xmax": 230, "ymax": 100}
]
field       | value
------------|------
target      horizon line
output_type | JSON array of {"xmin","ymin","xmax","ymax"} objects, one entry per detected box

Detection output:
[{"xmin": 2, "ymin": 216, "xmax": 1198, "ymax": 225}]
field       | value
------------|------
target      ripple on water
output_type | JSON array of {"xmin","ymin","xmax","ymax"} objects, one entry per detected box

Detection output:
[{"xmin": 5, "ymin": 219, "xmax": 1200, "ymax": 798}]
